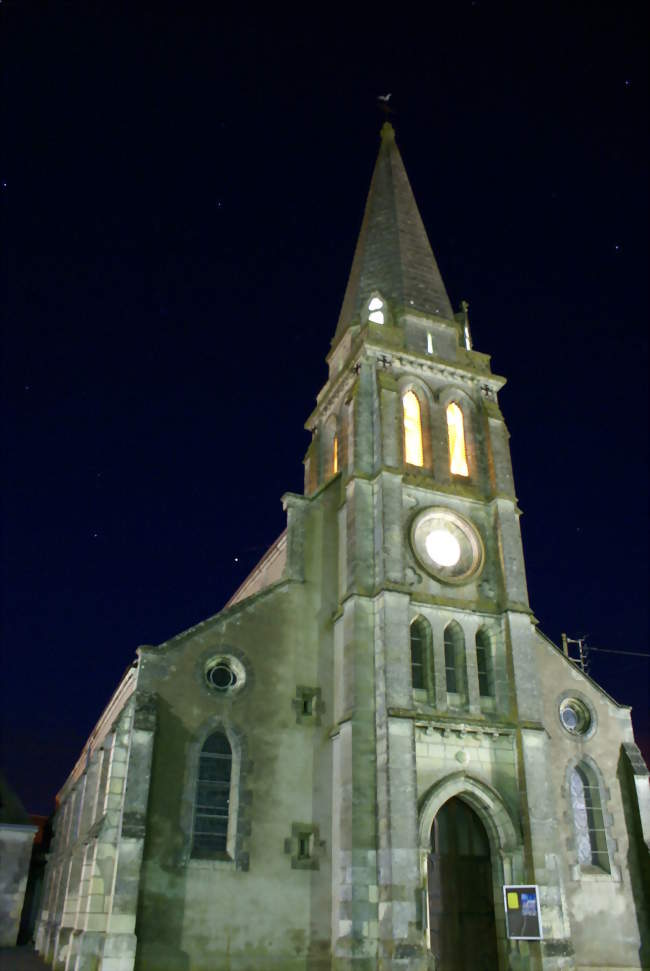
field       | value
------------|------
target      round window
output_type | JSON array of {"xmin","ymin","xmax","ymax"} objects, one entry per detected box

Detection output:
[
  {"xmin": 410, "ymin": 507, "xmax": 484, "ymax": 584},
  {"xmin": 207, "ymin": 663, "xmax": 237, "ymax": 690},
  {"xmin": 204, "ymin": 655, "xmax": 246, "ymax": 696},
  {"xmin": 559, "ymin": 697, "xmax": 591, "ymax": 736}
]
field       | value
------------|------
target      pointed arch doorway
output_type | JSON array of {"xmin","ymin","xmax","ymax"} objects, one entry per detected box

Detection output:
[{"xmin": 427, "ymin": 797, "xmax": 499, "ymax": 971}]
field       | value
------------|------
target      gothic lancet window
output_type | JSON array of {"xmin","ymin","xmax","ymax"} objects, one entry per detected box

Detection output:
[
  {"xmin": 192, "ymin": 731, "xmax": 232, "ymax": 858},
  {"xmin": 446, "ymin": 402, "xmax": 469, "ymax": 477},
  {"xmin": 403, "ymin": 391, "xmax": 424, "ymax": 467},
  {"xmin": 444, "ymin": 638, "xmax": 457, "ymax": 692},
  {"xmin": 444, "ymin": 621, "xmax": 466, "ymax": 701},
  {"xmin": 570, "ymin": 762, "xmax": 610, "ymax": 872},
  {"xmin": 332, "ymin": 435, "xmax": 339, "ymax": 475},
  {"xmin": 411, "ymin": 623, "xmax": 425, "ymax": 689},
  {"xmin": 475, "ymin": 628, "xmax": 493, "ymax": 697},
  {"xmin": 410, "ymin": 617, "xmax": 434, "ymax": 699}
]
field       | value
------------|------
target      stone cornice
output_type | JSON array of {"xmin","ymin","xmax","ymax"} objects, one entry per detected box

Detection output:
[
  {"xmin": 311, "ymin": 327, "xmax": 505, "ymax": 428},
  {"xmin": 389, "ymin": 708, "xmax": 546, "ymax": 735}
]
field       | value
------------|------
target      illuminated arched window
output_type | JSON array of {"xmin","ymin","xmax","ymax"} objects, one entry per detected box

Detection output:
[
  {"xmin": 446, "ymin": 402, "xmax": 468, "ymax": 477},
  {"xmin": 570, "ymin": 762, "xmax": 610, "ymax": 872},
  {"xmin": 332, "ymin": 435, "xmax": 339, "ymax": 475},
  {"xmin": 403, "ymin": 391, "xmax": 424, "ymax": 467}
]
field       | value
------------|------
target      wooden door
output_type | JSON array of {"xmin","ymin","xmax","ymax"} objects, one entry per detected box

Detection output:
[{"xmin": 427, "ymin": 797, "xmax": 499, "ymax": 971}]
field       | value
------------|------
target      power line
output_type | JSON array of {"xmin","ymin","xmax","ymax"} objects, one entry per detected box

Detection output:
[{"xmin": 589, "ymin": 647, "xmax": 649, "ymax": 658}]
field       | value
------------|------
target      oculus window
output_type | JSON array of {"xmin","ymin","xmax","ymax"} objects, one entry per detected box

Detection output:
[
  {"xmin": 410, "ymin": 507, "xmax": 483, "ymax": 584},
  {"xmin": 559, "ymin": 697, "xmax": 592, "ymax": 736},
  {"xmin": 204, "ymin": 655, "xmax": 246, "ymax": 696}
]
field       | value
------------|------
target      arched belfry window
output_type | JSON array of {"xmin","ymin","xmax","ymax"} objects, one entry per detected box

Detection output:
[
  {"xmin": 570, "ymin": 762, "xmax": 610, "ymax": 872},
  {"xmin": 192, "ymin": 731, "xmax": 232, "ymax": 858},
  {"xmin": 446, "ymin": 402, "xmax": 469, "ymax": 477},
  {"xmin": 403, "ymin": 390, "xmax": 424, "ymax": 467},
  {"xmin": 444, "ymin": 621, "xmax": 467, "ymax": 703},
  {"xmin": 410, "ymin": 616, "xmax": 434, "ymax": 700},
  {"xmin": 475, "ymin": 628, "xmax": 493, "ymax": 697},
  {"xmin": 368, "ymin": 296, "xmax": 385, "ymax": 324}
]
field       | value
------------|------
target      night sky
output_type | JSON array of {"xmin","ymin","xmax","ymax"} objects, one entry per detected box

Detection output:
[{"xmin": 1, "ymin": 3, "xmax": 648, "ymax": 815}]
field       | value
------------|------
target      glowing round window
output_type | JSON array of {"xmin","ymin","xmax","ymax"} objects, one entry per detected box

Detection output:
[
  {"xmin": 425, "ymin": 530, "xmax": 461, "ymax": 567},
  {"xmin": 410, "ymin": 507, "xmax": 483, "ymax": 584}
]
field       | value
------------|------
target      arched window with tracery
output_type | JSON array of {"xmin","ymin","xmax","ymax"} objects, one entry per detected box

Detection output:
[
  {"xmin": 570, "ymin": 762, "xmax": 610, "ymax": 872},
  {"xmin": 410, "ymin": 616, "xmax": 434, "ymax": 701},
  {"xmin": 444, "ymin": 621, "xmax": 467, "ymax": 704},
  {"xmin": 446, "ymin": 402, "xmax": 469, "ymax": 477},
  {"xmin": 192, "ymin": 731, "xmax": 232, "ymax": 858},
  {"xmin": 403, "ymin": 390, "xmax": 424, "ymax": 467},
  {"xmin": 475, "ymin": 628, "xmax": 493, "ymax": 698}
]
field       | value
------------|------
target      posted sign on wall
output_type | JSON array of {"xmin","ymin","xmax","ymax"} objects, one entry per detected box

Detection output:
[{"xmin": 503, "ymin": 885, "xmax": 542, "ymax": 940}]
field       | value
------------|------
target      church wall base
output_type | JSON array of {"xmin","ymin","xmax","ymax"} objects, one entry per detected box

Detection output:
[
  {"xmin": 52, "ymin": 926, "xmax": 73, "ymax": 970},
  {"xmin": 98, "ymin": 931, "xmax": 137, "ymax": 971}
]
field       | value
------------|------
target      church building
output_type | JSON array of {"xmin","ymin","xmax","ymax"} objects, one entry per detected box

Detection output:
[{"xmin": 36, "ymin": 123, "xmax": 649, "ymax": 971}]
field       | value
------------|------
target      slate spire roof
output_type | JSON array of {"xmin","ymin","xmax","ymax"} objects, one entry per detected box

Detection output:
[{"xmin": 333, "ymin": 122, "xmax": 454, "ymax": 346}]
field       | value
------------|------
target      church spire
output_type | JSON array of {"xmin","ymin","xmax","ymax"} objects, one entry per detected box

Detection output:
[{"xmin": 333, "ymin": 122, "xmax": 454, "ymax": 347}]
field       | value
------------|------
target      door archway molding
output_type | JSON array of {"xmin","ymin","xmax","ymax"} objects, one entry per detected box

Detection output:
[{"xmin": 418, "ymin": 770, "xmax": 519, "ymax": 854}]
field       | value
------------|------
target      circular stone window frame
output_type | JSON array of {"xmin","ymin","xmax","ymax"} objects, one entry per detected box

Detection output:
[
  {"xmin": 409, "ymin": 506, "xmax": 484, "ymax": 584},
  {"xmin": 202, "ymin": 652, "xmax": 248, "ymax": 698},
  {"xmin": 557, "ymin": 691, "xmax": 597, "ymax": 740}
]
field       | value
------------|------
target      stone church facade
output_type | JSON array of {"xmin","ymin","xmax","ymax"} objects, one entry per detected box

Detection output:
[{"xmin": 36, "ymin": 124, "xmax": 649, "ymax": 971}]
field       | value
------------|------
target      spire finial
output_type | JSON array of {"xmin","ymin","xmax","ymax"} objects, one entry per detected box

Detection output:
[{"xmin": 377, "ymin": 93, "xmax": 395, "ymax": 135}]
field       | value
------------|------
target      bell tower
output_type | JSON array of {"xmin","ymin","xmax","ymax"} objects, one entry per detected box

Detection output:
[{"xmin": 304, "ymin": 122, "xmax": 568, "ymax": 971}]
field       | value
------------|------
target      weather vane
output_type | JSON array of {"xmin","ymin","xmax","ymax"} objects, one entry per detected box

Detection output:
[{"xmin": 377, "ymin": 93, "xmax": 394, "ymax": 118}]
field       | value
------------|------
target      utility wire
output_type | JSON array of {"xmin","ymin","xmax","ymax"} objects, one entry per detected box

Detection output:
[{"xmin": 588, "ymin": 647, "xmax": 649, "ymax": 658}]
